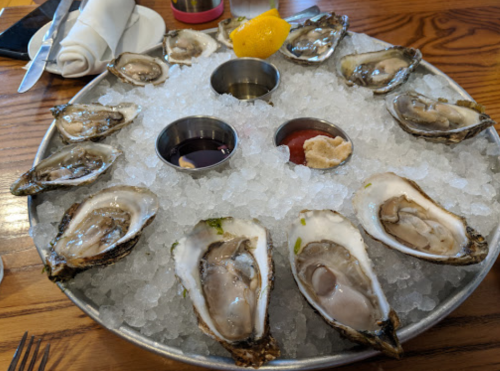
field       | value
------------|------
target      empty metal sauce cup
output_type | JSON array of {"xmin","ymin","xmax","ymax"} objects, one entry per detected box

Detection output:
[
  {"xmin": 210, "ymin": 58, "xmax": 280, "ymax": 102},
  {"xmin": 274, "ymin": 117, "xmax": 354, "ymax": 170},
  {"xmin": 156, "ymin": 116, "xmax": 238, "ymax": 174}
]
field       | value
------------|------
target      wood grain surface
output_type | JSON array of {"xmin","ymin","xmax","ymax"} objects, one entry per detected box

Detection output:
[{"xmin": 1, "ymin": 1, "xmax": 499, "ymax": 370}]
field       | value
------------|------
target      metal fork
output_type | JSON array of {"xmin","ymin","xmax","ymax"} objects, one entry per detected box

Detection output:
[{"xmin": 8, "ymin": 332, "xmax": 50, "ymax": 371}]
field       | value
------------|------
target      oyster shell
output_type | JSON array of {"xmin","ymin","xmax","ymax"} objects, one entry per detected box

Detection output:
[
  {"xmin": 173, "ymin": 218, "xmax": 279, "ymax": 367},
  {"xmin": 216, "ymin": 17, "xmax": 248, "ymax": 49},
  {"xmin": 107, "ymin": 52, "xmax": 169, "ymax": 86},
  {"xmin": 338, "ymin": 46, "xmax": 422, "ymax": 94},
  {"xmin": 353, "ymin": 173, "xmax": 488, "ymax": 265},
  {"xmin": 279, "ymin": 13, "xmax": 349, "ymax": 65},
  {"xmin": 386, "ymin": 91, "xmax": 496, "ymax": 143},
  {"xmin": 163, "ymin": 29, "xmax": 219, "ymax": 66},
  {"xmin": 45, "ymin": 186, "xmax": 159, "ymax": 281},
  {"xmin": 52, "ymin": 102, "xmax": 141, "ymax": 144},
  {"xmin": 11, "ymin": 142, "xmax": 122, "ymax": 196},
  {"xmin": 289, "ymin": 210, "xmax": 402, "ymax": 358}
]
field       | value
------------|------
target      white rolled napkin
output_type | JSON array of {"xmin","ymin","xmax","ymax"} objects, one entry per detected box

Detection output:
[{"xmin": 57, "ymin": 0, "xmax": 139, "ymax": 78}]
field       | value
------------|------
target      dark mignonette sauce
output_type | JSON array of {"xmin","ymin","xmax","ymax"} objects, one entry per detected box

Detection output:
[{"xmin": 167, "ymin": 137, "xmax": 231, "ymax": 169}]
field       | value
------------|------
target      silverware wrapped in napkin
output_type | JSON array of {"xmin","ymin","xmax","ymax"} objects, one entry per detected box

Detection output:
[{"xmin": 56, "ymin": 0, "xmax": 139, "ymax": 77}]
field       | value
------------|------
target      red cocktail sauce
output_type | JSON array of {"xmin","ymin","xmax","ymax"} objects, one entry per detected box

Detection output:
[{"xmin": 280, "ymin": 130, "xmax": 335, "ymax": 165}]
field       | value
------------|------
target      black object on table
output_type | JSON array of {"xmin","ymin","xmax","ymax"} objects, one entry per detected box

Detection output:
[{"xmin": 0, "ymin": 0, "xmax": 80, "ymax": 60}]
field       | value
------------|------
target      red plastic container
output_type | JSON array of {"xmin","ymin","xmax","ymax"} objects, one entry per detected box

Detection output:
[{"xmin": 170, "ymin": 1, "xmax": 224, "ymax": 24}]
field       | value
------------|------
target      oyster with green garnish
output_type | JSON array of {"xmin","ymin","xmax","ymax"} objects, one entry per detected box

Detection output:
[
  {"xmin": 173, "ymin": 217, "xmax": 279, "ymax": 367},
  {"xmin": 289, "ymin": 210, "xmax": 402, "ymax": 358}
]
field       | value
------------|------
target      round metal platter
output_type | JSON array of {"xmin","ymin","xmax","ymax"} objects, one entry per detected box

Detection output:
[{"xmin": 28, "ymin": 30, "xmax": 500, "ymax": 370}]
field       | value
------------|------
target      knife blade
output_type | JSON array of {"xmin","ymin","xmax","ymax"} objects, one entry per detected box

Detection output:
[{"xmin": 18, "ymin": 0, "xmax": 74, "ymax": 94}]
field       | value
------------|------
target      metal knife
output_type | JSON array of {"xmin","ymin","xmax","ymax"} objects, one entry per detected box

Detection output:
[{"xmin": 18, "ymin": 0, "xmax": 74, "ymax": 94}]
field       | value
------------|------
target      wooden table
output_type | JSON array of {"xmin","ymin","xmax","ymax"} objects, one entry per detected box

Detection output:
[{"xmin": 1, "ymin": 1, "xmax": 499, "ymax": 370}]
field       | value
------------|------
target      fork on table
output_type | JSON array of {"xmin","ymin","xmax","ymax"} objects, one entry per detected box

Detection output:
[{"xmin": 8, "ymin": 332, "xmax": 50, "ymax": 371}]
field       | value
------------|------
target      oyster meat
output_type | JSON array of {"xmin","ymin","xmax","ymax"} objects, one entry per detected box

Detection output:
[
  {"xmin": 279, "ymin": 13, "xmax": 349, "ymax": 65},
  {"xmin": 338, "ymin": 46, "xmax": 422, "ymax": 94},
  {"xmin": 108, "ymin": 52, "xmax": 169, "ymax": 86},
  {"xmin": 52, "ymin": 102, "xmax": 141, "ymax": 143},
  {"xmin": 289, "ymin": 210, "xmax": 402, "ymax": 357},
  {"xmin": 11, "ymin": 142, "xmax": 122, "ymax": 196},
  {"xmin": 163, "ymin": 29, "xmax": 219, "ymax": 66},
  {"xmin": 173, "ymin": 218, "xmax": 279, "ymax": 367},
  {"xmin": 216, "ymin": 17, "xmax": 248, "ymax": 49},
  {"xmin": 386, "ymin": 91, "xmax": 496, "ymax": 143},
  {"xmin": 45, "ymin": 186, "xmax": 159, "ymax": 281},
  {"xmin": 353, "ymin": 173, "xmax": 488, "ymax": 265}
]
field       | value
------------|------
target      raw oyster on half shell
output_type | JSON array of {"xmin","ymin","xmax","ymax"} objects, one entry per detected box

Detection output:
[
  {"xmin": 216, "ymin": 17, "xmax": 248, "ymax": 48},
  {"xmin": 289, "ymin": 210, "xmax": 402, "ymax": 358},
  {"xmin": 173, "ymin": 218, "xmax": 279, "ymax": 367},
  {"xmin": 353, "ymin": 173, "xmax": 488, "ymax": 265},
  {"xmin": 45, "ymin": 186, "xmax": 159, "ymax": 281},
  {"xmin": 338, "ymin": 46, "xmax": 422, "ymax": 94},
  {"xmin": 279, "ymin": 13, "xmax": 349, "ymax": 65},
  {"xmin": 163, "ymin": 29, "xmax": 219, "ymax": 66},
  {"xmin": 108, "ymin": 52, "xmax": 169, "ymax": 86},
  {"xmin": 52, "ymin": 102, "xmax": 141, "ymax": 143},
  {"xmin": 11, "ymin": 142, "xmax": 122, "ymax": 196},
  {"xmin": 386, "ymin": 91, "xmax": 496, "ymax": 143}
]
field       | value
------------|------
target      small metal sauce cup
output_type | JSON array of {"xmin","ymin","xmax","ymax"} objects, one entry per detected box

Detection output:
[
  {"xmin": 156, "ymin": 115, "xmax": 238, "ymax": 174},
  {"xmin": 274, "ymin": 117, "xmax": 354, "ymax": 170},
  {"xmin": 210, "ymin": 58, "xmax": 280, "ymax": 102}
]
